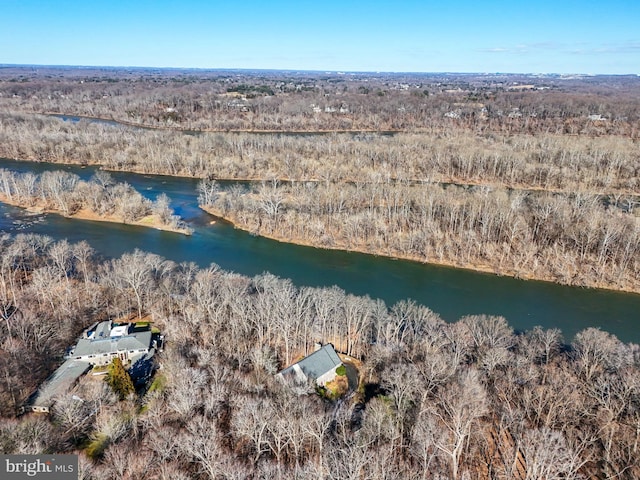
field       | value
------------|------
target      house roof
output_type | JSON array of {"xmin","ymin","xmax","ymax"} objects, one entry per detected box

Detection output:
[
  {"xmin": 29, "ymin": 359, "xmax": 91, "ymax": 408},
  {"xmin": 88, "ymin": 321, "xmax": 112, "ymax": 340},
  {"xmin": 28, "ymin": 321, "xmax": 158, "ymax": 411},
  {"xmin": 110, "ymin": 325, "xmax": 129, "ymax": 337},
  {"xmin": 73, "ymin": 330, "xmax": 152, "ymax": 357},
  {"xmin": 280, "ymin": 344, "xmax": 342, "ymax": 381}
]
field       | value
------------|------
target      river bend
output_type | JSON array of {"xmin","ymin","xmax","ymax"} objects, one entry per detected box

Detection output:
[{"xmin": 1, "ymin": 158, "xmax": 638, "ymax": 343}]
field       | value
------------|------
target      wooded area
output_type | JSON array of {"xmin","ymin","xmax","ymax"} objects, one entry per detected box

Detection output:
[
  {"xmin": 199, "ymin": 177, "xmax": 639, "ymax": 292},
  {"xmin": 0, "ymin": 113, "xmax": 638, "ymax": 194},
  {"xmin": 2, "ymin": 67, "xmax": 640, "ymax": 136},
  {"xmin": 0, "ymin": 70, "xmax": 638, "ymax": 292},
  {"xmin": 0, "ymin": 234, "xmax": 639, "ymax": 479},
  {"xmin": 1, "ymin": 68, "xmax": 639, "ymax": 478}
]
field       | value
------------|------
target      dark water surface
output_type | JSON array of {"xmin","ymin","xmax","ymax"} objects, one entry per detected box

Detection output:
[{"xmin": 1, "ymin": 158, "xmax": 639, "ymax": 343}]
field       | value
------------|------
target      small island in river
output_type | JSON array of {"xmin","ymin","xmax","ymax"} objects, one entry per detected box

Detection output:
[
  {"xmin": 0, "ymin": 168, "xmax": 192, "ymax": 235},
  {"xmin": 198, "ymin": 179, "xmax": 640, "ymax": 295}
]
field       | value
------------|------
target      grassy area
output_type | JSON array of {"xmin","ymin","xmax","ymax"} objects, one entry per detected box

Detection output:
[
  {"xmin": 147, "ymin": 373, "xmax": 166, "ymax": 394},
  {"xmin": 85, "ymin": 433, "xmax": 109, "ymax": 459},
  {"xmin": 139, "ymin": 374, "xmax": 166, "ymax": 414},
  {"xmin": 319, "ymin": 375, "xmax": 349, "ymax": 400}
]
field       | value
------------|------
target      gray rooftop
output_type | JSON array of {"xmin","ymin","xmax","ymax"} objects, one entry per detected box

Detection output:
[
  {"xmin": 91, "ymin": 321, "xmax": 112, "ymax": 340},
  {"xmin": 280, "ymin": 344, "xmax": 342, "ymax": 381},
  {"xmin": 73, "ymin": 330, "xmax": 152, "ymax": 357},
  {"xmin": 29, "ymin": 359, "xmax": 91, "ymax": 408}
]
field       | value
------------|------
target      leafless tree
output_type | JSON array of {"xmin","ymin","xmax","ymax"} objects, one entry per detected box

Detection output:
[{"xmin": 429, "ymin": 368, "xmax": 488, "ymax": 480}]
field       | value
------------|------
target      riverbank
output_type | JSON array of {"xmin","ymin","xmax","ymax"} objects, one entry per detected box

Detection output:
[
  {"xmin": 200, "ymin": 204, "xmax": 640, "ymax": 296},
  {"xmin": 0, "ymin": 194, "xmax": 192, "ymax": 235},
  {"xmin": 1, "ymin": 155, "xmax": 636, "ymax": 295},
  {"xmin": 2, "ymin": 111, "xmax": 639, "ymax": 197},
  {"xmin": 4, "ymin": 153, "xmax": 638, "ymax": 201}
]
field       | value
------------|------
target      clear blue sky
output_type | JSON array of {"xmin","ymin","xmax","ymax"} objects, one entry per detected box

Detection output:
[{"xmin": 2, "ymin": 0, "xmax": 639, "ymax": 74}]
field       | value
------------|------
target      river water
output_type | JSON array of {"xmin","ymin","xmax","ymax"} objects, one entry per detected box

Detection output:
[{"xmin": 1, "ymin": 157, "xmax": 639, "ymax": 343}]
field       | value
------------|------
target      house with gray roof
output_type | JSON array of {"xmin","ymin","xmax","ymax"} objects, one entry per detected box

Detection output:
[
  {"xmin": 26, "ymin": 360, "xmax": 92, "ymax": 413},
  {"xmin": 24, "ymin": 320, "xmax": 159, "ymax": 413},
  {"xmin": 277, "ymin": 344, "xmax": 343, "ymax": 387},
  {"xmin": 67, "ymin": 321, "xmax": 154, "ymax": 366}
]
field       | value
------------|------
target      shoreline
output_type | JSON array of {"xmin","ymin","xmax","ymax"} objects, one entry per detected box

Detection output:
[
  {"xmin": 0, "ymin": 194, "xmax": 192, "ymax": 236},
  {"xmin": 2, "ymin": 155, "xmax": 638, "ymax": 200},
  {"xmin": 0, "ymin": 156, "xmax": 636, "ymax": 294},
  {"xmin": 200, "ymin": 205, "xmax": 640, "ymax": 296}
]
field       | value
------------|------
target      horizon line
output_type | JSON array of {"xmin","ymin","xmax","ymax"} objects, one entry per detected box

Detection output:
[{"xmin": 1, "ymin": 63, "xmax": 639, "ymax": 77}]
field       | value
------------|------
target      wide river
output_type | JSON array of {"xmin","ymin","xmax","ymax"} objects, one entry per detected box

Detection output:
[{"xmin": 1, "ymin": 157, "xmax": 639, "ymax": 343}]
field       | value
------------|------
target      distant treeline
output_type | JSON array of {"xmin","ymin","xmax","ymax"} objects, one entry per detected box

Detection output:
[
  {"xmin": 2, "ymin": 68, "xmax": 640, "ymax": 135},
  {"xmin": 1, "ymin": 114, "xmax": 638, "ymax": 194},
  {"xmin": 0, "ymin": 234, "xmax": 639, "ymax": 479}
]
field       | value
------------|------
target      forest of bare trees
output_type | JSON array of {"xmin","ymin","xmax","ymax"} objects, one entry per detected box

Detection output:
[
  {"xmin": 1, "ymin": 113, "xmax": 638, "ymax": 194},
  {"xmin": 199, "ymin": 177, "xmax": 640, "ymax": 292},
  {"xmin": 0, "ymin": 70, "xmax": 638, "ymax": 289},
  {"xmin": 0, "ymin": 168, "xmax": 190, "ymax": 233},
  {"xmin": 1, "ymin": 69, "xmax": 639, "ymax": 478},
  {"xmin": 2, "ymin": 67, "xmax": 640, "ymax": 136},
  {"xmin": 1, "ymin": 234, "xmax": 639, "ymax": 479}
]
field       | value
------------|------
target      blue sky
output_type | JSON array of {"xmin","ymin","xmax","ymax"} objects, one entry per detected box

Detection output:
[{"xmin": 2, "ymin": 0, "xmax": 639, "ymax": 74}]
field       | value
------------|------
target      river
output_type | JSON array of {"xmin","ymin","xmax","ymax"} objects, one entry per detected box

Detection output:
[
  {"xmin": 47, "ymin": 113, "xmax": 399, "ymax": 137},
  {"xmin": 1, "ymin": 157, "xmax": 639, "ymax": 343}
]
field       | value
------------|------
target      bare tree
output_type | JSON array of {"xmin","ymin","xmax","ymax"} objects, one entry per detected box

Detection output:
[
  {"xmin": 101, "ymin": 249, "xmax": 159, "ymax": 318},
  {"xmin": 521, "ymin": 427, "xmax": 588, "ymax": 480},
  {"xmin": 429, "ymin": 368, "xmax": 488, "ymax": 480}
]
